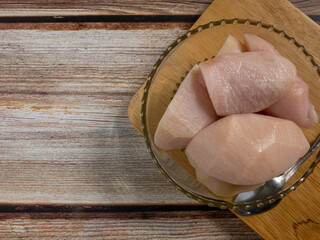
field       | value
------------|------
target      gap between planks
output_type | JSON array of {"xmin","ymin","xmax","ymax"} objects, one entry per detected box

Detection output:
[
  {"xmin": 0, "ymin": 203, "xmax": 215, "ymax": 213},
  {"xmin": 0, "ymin": 22, "xmax": 193, "ymax": 31},
  {"xmin": 0, "ymin": 15, "xmax": 318, "ymax": 24}
]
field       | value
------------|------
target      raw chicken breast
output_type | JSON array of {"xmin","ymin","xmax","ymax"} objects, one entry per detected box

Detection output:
[
  {"xmin": 217, "ymin": 34, "xmax": 245, "ymax": 56},
  {"xmin": 243, "ymin": 33, "xmax": 280, "ymax": 55},
  {"xmin": 199, "ymin": 52, "xmax": 297, "ymax": 116},
  {"xmin": 194, "ymin": 166, "xmax": 262, "ymax": 197},
  {"xmin": 243, "ymin": 33, "xmax": 318, "ymax": 127},
  {"xmin": 264, "ymin": 77, "xmax": 318, "ymax": 128},
  {"xmin": 186, "ymin": 114, "xmax": 309, "ymax": 185},
  {"xmin": 154, "ymin": 65, "xmax": 219, "ymax": 150}
]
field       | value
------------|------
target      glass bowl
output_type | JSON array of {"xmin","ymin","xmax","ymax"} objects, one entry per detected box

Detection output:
[{"xmin": 141, "ymin": 19, "xmax": 320, "ymax": 211}]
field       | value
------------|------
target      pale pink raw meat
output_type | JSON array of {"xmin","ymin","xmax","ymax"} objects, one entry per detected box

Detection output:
[
  {"xmin": 243, "ymin": 33, "xmax": 318, "ymax": 127},
  {"xmin": 194, "ymin": 166, "xmax": 262, "ymax": 197},
  {"xmin": 264, "ymin": 77, "xmax": 318, "ymax": 128},
  {"xmin": 154, "ymin": 65, "xmax": 219, "ymax": 150},
  {"xmin": 186, "ymin": 114, "xmax": 309, "ymax": 185},
  {"xmin": 217, "ymin": 34, "xmax": 245, "ymax": 56},
  {"xmin": 199, "ymin": 52, "xmax": 297, "ymax": 116},
  {"xmin": 243, "ymin": 33, "xmax": 280, "ymax": 55}
]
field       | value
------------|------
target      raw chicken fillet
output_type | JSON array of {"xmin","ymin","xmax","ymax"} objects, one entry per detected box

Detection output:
[
  {"xmin": 243, "ymin": 33, "xmax": 280, "ymax": 55},
  {"xmin": 154, "ymin": 65, "xmax": 219, "ymax": 150},
  {"xmin": 264, "ymin": 77, "xmax": 318, "ymax": 128},
  {"xmin": 186, "ymin": 114, "xmax": 310, "ymax": 185},
  {"xmin": 194, "ymin": 167, "xmax": 262, "ymax": 197},
  {"xmin": 217, "ymin": 34, "xmax": 245, "ymax": 56},
  {"xmin": 242, "ymin": 33, "xmax": 318, "ymax": 127},
  {"xmin": 199, "ymin": 52, "xmax": 297, "ymax": 116}
]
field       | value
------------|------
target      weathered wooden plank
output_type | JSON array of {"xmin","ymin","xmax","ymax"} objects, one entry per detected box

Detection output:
[
  {"xmin": 0, "ymin": 211, "xmax": 261, "ymax": 239},
  {"xmin": 290, "ymin": 0, "xmax": 320, "ymax": 15},
  {"xmin": 0, "ymin": 27, "xmax": 195, "ymax": 204},
  {"xmin": 0, "ymin": 0, "xmax": 317, "ymax": 17}
]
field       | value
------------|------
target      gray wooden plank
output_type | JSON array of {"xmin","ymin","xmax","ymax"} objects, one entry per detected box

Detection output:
[
  {"xmin": 0, "ymin": 211, "xmax": 262, "ymax": 239},
  {"xmin": 0, "ymin": 27, "xmax": 192, "ymax": 204},
  {"xmin": 0, "ymin": 0, "xmax": 318, "ymax": 17}
]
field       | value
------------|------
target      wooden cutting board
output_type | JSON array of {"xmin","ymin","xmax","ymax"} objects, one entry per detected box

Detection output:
[{"xmin": 128, "ymin": 0, "xmax": 320, "ymax": 239}]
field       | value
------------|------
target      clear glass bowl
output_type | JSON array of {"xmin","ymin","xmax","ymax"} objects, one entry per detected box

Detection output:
[{"xmin": 141, "ymin": 19, "xmax": 320, "ymax": 210}]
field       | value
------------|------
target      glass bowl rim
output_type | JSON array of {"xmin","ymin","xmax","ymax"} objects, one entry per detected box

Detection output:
[{"xmin": 141, "ymin": 18, "xmax": 320, "ymax": 210}]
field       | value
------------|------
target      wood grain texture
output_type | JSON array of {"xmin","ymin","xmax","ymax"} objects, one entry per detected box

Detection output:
[
  {"xmin": 0, "ymin": 210, "xmax": 262, "ymax": 239},
  {"xmin": 128, "ymin": 0, "xmax": 320, "ymax": 239},
  {"xmin": 0, "ymin": 0, "xmax": 317, "ymax": 17},
  {"xmin": 0, "ymin": 27, "xmax": 198, "ymax": 204}
]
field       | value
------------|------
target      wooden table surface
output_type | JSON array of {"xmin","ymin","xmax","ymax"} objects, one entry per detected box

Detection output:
[{"xmin": 0, "ymin": 0, "xmax": 319, "ymax": 239}]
